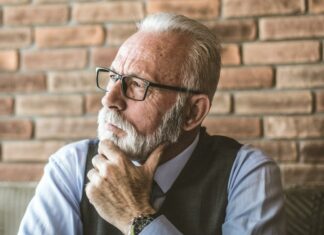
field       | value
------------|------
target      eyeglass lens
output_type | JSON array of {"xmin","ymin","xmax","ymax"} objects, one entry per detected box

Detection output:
[{"xmin": 98, "ymin": 70, "xmax": 148, "ymax": 101}]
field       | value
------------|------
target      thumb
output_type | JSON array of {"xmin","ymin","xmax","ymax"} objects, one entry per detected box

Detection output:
[{"xmin": 144, "ymin": 143, "xmax": 168, "ymax": 175}]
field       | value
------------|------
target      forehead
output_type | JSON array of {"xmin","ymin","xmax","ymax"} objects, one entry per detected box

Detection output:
[{"xmin": 112, "ymin": 31, "xmax": 192, "ymax": 84}]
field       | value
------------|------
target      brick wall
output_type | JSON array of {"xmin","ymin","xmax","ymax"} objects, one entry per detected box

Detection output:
[{"xmin": 0, "ymin": 0, "xmax": 323, "ymax": 187}]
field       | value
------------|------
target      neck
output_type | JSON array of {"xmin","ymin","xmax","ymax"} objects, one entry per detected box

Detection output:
[{"xmin": 159, "ymin": 127, "xmax": 200, "ymax": 165}]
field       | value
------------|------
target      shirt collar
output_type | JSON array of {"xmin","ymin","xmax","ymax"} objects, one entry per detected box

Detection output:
[{"xmin": 154, "ymin": 133, "xmax": 200, "ymax": 193}]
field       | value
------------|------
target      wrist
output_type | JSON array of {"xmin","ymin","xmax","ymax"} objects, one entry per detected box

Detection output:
[{"xmin": 127, "ymin": 212, "xmax": 159, "ymax": 235}]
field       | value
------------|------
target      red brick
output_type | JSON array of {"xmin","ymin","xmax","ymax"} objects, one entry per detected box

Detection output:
[
  {"xmin": 35, "ymin": 117, "xmax": 97, "ymax": 139},
  {"xmin": 205, "ymin": 19, "xmax": 256, "ymax": 42},
  {"xmin": 264, "ymin": 116, "xmax": 324, "ymax": 138},
  {"xmin": 249, "ymin": 140, "xmax": 297, "ymax": 162},
  {"xmin": 260, "ymin": 15, "xmax": 324, "ymax": 40},
  {"xmin": 280, "ymin": 164, "xmax": 324, "ymax": 187},
  {"xmin": 0, "ymin": 120, "xmax": 33, "ymax": 139},
  {"xmin": 147, "ymin": 0, "xmax": 219, "ymax": 19},
  {"xmin": 16, "ymin": 95, "xmax": 83, "ymax": 116},
  {"xmin": 2, "ymin": 140, "xmax": 66, "ymax": 162},
  {"xmin": 219, "ymin": 67, "xmax": 273, "ymax": 90},
  {"xmin": 243, "ymin": 41, "xmax": 320, "ymax": 64},
  {"xmin": 73, "ymin": 2, "xmax": 144, "ymax": 23},
  {"xmin": 0, "ymin": 0, "xmax": 28, "ymax": 4},
  {"xmin": 203, "ymin": 117, "xmax": 260, "ymax": 139},
  {"xmin": 0, "ymin": 28, "xmax": 31, "ymax": 48},
  {"xmin": 277, "ymin": 65, "xmax": 324, "ymax": 88},
  {"xmin": 107, "ymin": 24, "xmax": 137, "ymax": 46},
  {"xmin": 91, "ymin": 47, "xmax": 118, "ymax": 68},
  {"xmin": 300, "ymin": 140, "xmax": 324, "ymax": 163},
  {"xmin": 209, "ymin": 93, "xmax": 231, "ymax": 114},
  {"xmin": 221, "ymin": 44, "xmax": 240, "ymax": 65},
  {"xmin": 223, "ymin": 0, "xmax": 305, "ymax": 17},
  {"xmin": 0, "ymin": 97, "xmax": 13, "ymax": 115},
  {"xmin": 36, "ymin": 0, "xmax": 68, "ymax": 2},
  {"xmin": 4, "ymin": 4, "xmax": 68, "ymax": 26},
  {"xmin": 85, "ymin": 93, "xmax": 102, "ymax": 114},
  {"xmin": 35, "ymin": 25, "xmax": 104, "ymax": 48},
  {"xmin": 23, "ymin": 49, "xmax": 87, "ymax": 71},
  {"xmin": 0, "ymin": 50, "xmax": 18, "ymax": 71},
  {"xmin": 235, "ymin": 91, "xmax": 312, "ymax": 114},
  {"xmin": 309, "ymin": 0, "xmax": 324, "ymax": 13},
  {"xmin": 316, "ymin": 91, "xmax": 324, "ymax": 112},
  {"xmin": 48, "ymin": 71, "xmax": 97, "ymax": 93},
  {"xmin": 0, "ymin": 73, "xmax": 46, "ymax": 92},
  {"xmin": 0, "ymin": 163, "xmax": 44, "ymax": 181}
]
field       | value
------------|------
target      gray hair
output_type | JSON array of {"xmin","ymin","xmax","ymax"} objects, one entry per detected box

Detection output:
[{"xmin": 138, "ymin": 13, "xmax": 221, "ymax": 101}]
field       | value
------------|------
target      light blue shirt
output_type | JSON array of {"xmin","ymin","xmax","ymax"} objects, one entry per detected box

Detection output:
[{"xmin": 18, "ymin": 134, "xmax": 285, "ymax": 234}]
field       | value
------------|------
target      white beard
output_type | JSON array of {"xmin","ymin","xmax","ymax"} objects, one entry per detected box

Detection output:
[{"xmin": 97, "ymin": 97, "xmax": 185, "ymax": 162}]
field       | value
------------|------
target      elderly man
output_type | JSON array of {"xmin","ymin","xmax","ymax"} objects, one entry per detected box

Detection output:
[{"xmin": 19, "ymin": 13, "xmax": 285, "ymax": 235}]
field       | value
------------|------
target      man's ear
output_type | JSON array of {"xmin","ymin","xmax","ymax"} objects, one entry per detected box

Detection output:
[{"xmin": 182, "ymin": 94, "xmax": 210, "ymax": 131}]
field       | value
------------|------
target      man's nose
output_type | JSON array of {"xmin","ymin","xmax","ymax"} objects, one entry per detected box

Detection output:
[{"xmin": 101, "ymin": 80, "xmax": 126, "ymax": 111}]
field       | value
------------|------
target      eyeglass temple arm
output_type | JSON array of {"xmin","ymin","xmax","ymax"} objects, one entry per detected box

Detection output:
[{"xmin": 149, "ymin": 83, "xmax": 201, "ymax": 94}]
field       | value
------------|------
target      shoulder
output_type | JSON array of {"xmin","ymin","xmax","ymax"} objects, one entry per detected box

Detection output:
[
  {"xmin": 202, "ymin": 130, "xmax": 241, "ymax": 148},
  {"xmin": 200, "ymin": 131, "xmax": 242, "ymax": 158},
  {"xmin": 17, "ymin": 140, "xmax": 94, "ymax": 234},
  {"xmin": 224, "ymin": 145, "xmax": 285, "ymax": 233},
  {"xmin": 52, "ymin": 139, "xmax": 92, "ymax": 157},
  {"xmin": 50, "ymin": 139, "xmax": 93, "ymax": 164},
  {"xmin": 228, "ymin": 144, "xmax": 282, "ymax": 192},
  {"xmin": 48, "ymin": 139, "xmax": 95, "ymax": 184},
  {"xmin": 44, "ymin": 139, "xmax": 96, "ymax": 202},
  {"xmin": 234, "ymin": 144, "xmax": 277, "ymax": 171}
]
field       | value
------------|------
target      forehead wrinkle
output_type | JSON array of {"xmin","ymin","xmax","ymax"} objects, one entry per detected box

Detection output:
[
  {"xmin": 118, "ymin": 42, "xmax": 157, "ymax": 62},
  {"xmin": 112, "ymin": 31, "xmax": 192, "ymax": 86},
  {"xmin": 113, "ymin": 49, "xmax": 159, "ymax": 83}
]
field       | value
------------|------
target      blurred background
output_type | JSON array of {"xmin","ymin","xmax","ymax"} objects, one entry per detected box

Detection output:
[
  {"xmin": 1, "ymin": 0, "xmax": 324, "ymax": 187},
  {"xmin": 0, "ymin": 0, "xmax": 324, "ymax": 233}
]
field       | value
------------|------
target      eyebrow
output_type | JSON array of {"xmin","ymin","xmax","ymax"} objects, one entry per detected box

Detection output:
[{"xmin": 111, "ymin": 67, "xmax": 152, "ymax": 81}]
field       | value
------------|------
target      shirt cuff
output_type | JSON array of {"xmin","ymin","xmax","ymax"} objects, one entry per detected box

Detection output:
[{"xmin": 140, "ymin": 215, "xmax": 182, "ymax": 235}]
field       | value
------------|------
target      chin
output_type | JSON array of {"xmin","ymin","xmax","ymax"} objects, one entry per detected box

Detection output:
[
  {"xmin": 97, "ymin": 126, "xmax": 142, "ymax": 160},
  {"xmin": 97, "ymin": 118, "xmax": 120, "ymax": 142}
]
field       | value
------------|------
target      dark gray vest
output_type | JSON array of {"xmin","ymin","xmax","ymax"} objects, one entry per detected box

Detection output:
[{"xmin": 80, "ymin": 129, "xmax": 242, "ymax": 235}]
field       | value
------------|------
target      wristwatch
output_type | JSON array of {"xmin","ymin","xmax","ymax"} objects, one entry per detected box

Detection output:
[{"xmin": 128, "ymin": 213, "xmax": 158, "ymax": 235}]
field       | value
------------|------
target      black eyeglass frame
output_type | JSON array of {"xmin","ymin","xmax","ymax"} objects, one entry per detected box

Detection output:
[{"xmin": 96, "ymin": 67, "xmax": 202, "ymax": 101}]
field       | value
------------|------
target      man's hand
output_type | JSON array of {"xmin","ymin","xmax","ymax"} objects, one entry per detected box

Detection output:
[{"xmin": 85, "ymin": 140, "xmax": 166, "ymax": 234}]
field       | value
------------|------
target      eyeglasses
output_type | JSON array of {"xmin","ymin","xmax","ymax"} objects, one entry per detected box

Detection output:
[{"xmin": 96, "ymin": 67, "xmax": 202, "ymax": 101}]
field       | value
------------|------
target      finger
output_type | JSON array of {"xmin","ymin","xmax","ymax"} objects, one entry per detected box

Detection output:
[
  {"xmin": 87, "ymin": 168, "xmax": 102, "ymax": 186},
  {"xmin": 98, "ymin": 140, "xmax": 129, "ymax": 164},
  {"xmin": 92, "ymin": 154, "xmax": 107, "ymax": 169},
  {"xmin": 144, "ymin": 143, "xmax": 168, "ymax": 175},
  {"xmin": 92, "ymin": 154, "xmax": 111, "ymax": 178}
]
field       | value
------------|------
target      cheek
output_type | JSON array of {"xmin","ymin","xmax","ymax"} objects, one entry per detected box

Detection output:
[
  {"xmin": 124, "ymin": 91, "xmax": 177, "ymax": 135},
  {"xmin": 129, "ymin": 94, "xmax": 176, "ymax": 135},
  {"xmin": 143, "ymin": 93, "xmax": 177, "ymax": 133},
  {"xmin": 133, "ymin": 104, "xmax": 163, "ymax": 135}
]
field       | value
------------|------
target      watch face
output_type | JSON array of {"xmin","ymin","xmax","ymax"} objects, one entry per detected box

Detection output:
[{"xmin": 131, "ymin": 215, "xmax": 155, "ymax": 235}]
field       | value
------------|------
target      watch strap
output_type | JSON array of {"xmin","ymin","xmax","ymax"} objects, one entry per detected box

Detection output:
[{"xmin": 128, "ymin": 213, "xmax": 159, "ymax": 235}]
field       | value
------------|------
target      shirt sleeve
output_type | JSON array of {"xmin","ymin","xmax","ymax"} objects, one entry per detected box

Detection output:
[
  {"xmin": 140, "ymin": 215, "xmax": 182, "ymax": 235},
  {"xmin": 17, "ymin": 140, "xmax": 89, "ymax": 235},
  {"xmin": 222, "ymin": 145, "xmax": 286, "ymax": 235}
]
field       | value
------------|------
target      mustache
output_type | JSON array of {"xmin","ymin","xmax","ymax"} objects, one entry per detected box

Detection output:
[{"xmin": 98, "ymin": 107, "xmax": 137, "ymax": 133}]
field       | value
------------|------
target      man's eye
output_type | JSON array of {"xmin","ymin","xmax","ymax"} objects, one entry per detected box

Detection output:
[
  {"xmin": 129, "ymin": 80, "xmax": 142, "ymax": 87},
  {"xmin": 110, "ymin": 74, "xmax": 119, "ymax": 82}
]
